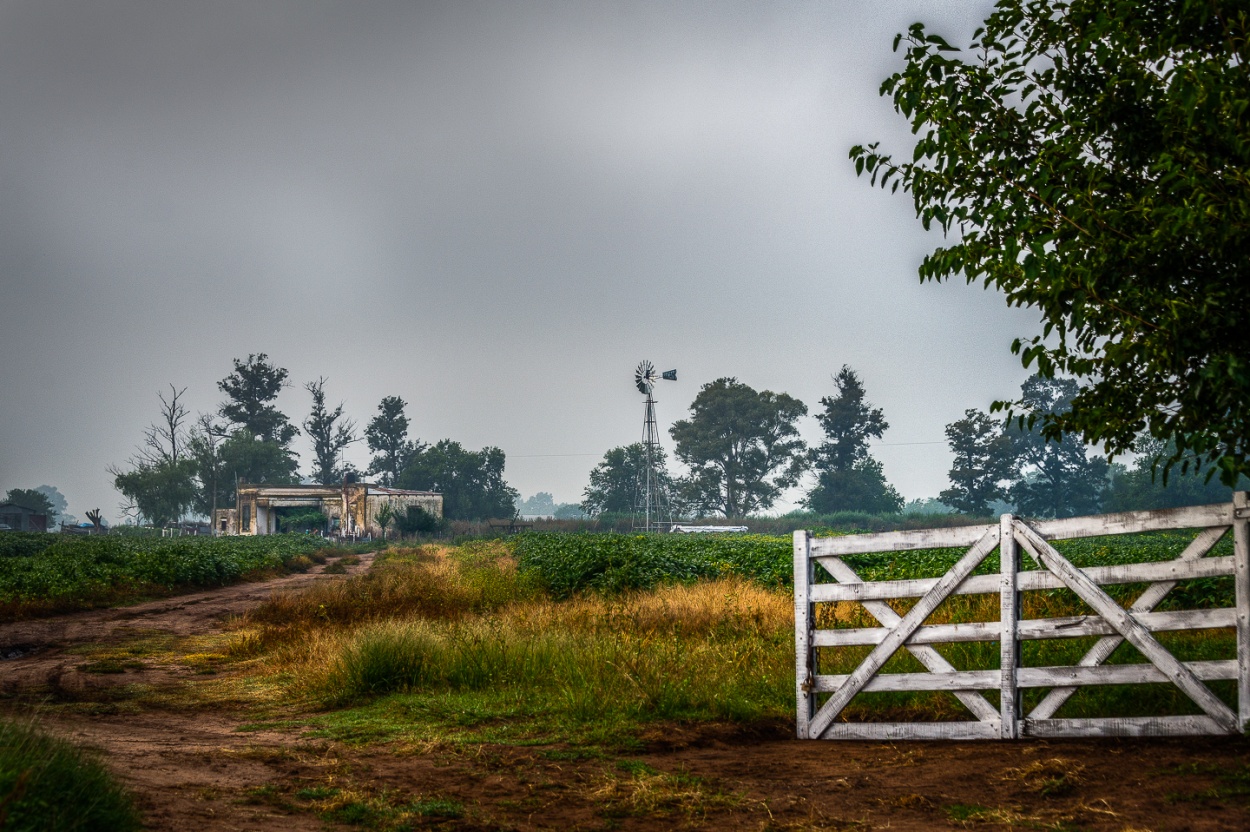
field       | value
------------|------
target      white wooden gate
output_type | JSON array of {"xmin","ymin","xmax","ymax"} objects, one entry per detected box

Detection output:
[{"xmin": 794, "ymin": 493, "xmax": 1250, "ymax": 739}]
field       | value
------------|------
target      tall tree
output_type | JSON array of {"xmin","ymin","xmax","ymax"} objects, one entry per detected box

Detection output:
[
  {"xmin": 109, "ymin": 387, "xmax": 199, "ymax": 525},
  {"xmin": 669, "ymin": 378, "xmax": 807, "ymax": 517},
  {"xmin": 851, "ymin": 0, "xmax": 1250, "ymax": 485},
  {"xmin": 581, "ymin": 444, "xmax": 674, "ymax": 517},
  {"xmin": 940, "ymin": 409, "xmax": 1018, "ymax": 515},
  {"xmin": 365, "ymin": 396, "xmax": 421, "ymax": 486},
  {"xmin": 303, "ymin": 377, "xmax": 358, "ymax": 485},
  {"xmin": 1008, "ymin": 376, "xmax": 1109, "ymax": 518},
  {"xmin": 216, "ymin": 429, "xmax": 300, "ymax": 497},
  {"xmin": 188, "ymin": 414, "xmax": 228, "ymax": 520},
  {"xmin": 806, "ymin": 367, "xmax": 902, "ymax": 514},
  {"xmin": 139, "ymin": 384, "xmax": 189, "ymax": 465},
  {"xmin": 217, "ymin": 353, "xmax": 298, "ymax": 445},
  {"xmin": 111, "ymin": 460, "xmax": 197, "ymax": 526},
  {"xmin": 397, "ymin": 440, "xmax": 519, "ymax": 521}
]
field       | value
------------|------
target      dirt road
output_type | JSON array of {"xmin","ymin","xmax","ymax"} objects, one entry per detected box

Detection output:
[{"xmin": 2, "ymin": 554, "xmax": 1249, "ymax": 831}]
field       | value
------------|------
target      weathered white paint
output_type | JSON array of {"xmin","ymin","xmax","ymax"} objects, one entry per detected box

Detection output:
[
  {"xmin": 1014, "ymin": 521, "xmax": 1239, "ymax": 733},
  {"xmin": 1029, "ymin": 525, "xmax": 1228, "ymax": 720},
  {"xmin": 795, "ymin": 494, "xmax": 1249, "ymax": 740},
  {"xmin": 815, "ymin": 556, "xmax": 1000, "ymax": 724},
  {"xmin": 806, "ymin": 529, "xmax": 1000, "ymax": 740},
  {"xmin": 809, "ymin": 556, "xmax": 1235, "ymax": 603}
]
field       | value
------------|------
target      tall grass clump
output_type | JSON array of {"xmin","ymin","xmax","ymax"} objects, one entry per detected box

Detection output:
[
  {"xmin": 309, "ymin": 578, "xmax": 794, "ymax": 722},
  {"xmin": 0, "ymin": 717, "xmax": 141, "ymax": 831}
]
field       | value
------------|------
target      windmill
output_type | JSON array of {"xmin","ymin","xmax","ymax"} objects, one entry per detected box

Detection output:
[{"xmin": 633, "ymin": 360, "xmax": 678, "ymax": 532}]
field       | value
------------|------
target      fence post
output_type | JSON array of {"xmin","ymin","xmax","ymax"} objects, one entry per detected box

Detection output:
[
  {"xmin": 794, "ymin": 530, "xmax": 814, "ymax": 739},
  {"xmin": 1234, "ymin": 492, "xmax": 1249, "ymax": 733},
  {"xmin": 999, "ymin": 514, "xmax": 1019, "ymax": 739}
]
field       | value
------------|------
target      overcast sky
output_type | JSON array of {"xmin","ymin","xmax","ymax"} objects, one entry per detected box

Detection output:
[{"xmin": 0, "ymin": 0, "xmax": 1041, "ymax": 523}]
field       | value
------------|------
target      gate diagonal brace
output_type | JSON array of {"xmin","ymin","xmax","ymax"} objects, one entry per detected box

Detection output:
[
  {"xmin": 1013, "ymin": 521, "xmax": 1239, "ymax": 734},
  {"xmin": 808, "ymin": 528, "xmax": 1001, "ymax": 739},
  {"xmin": 1028, "ymin": 525, "xmax": 1229, "ymax": 720},
  {"xmin": 817, "ymin": 558, "xmax": 1000, "ymax": 724}
]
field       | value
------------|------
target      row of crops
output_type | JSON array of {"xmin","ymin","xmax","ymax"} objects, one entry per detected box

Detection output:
[
  {"xmin": 0, "ymin": 532, "xmax": 327, "ymax": 613},
  {"xmin": 514, "ymin": 529, "xmax": 1236, "ymax": 605}
]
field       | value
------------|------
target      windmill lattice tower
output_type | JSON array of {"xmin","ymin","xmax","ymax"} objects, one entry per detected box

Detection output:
[{"xmin": 633, "ymin": 360, "xmax": 677, "ymax": 533}]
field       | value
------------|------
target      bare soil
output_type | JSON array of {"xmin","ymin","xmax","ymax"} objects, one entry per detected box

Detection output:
[{"xmin": 2, "ymin": 555, "xmax": 1249, "ymax": 831}]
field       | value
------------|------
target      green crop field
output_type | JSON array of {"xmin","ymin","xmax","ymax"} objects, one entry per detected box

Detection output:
[{"xmin": 0, "ymin": 532, "xmax": 332, "ymax": 618}]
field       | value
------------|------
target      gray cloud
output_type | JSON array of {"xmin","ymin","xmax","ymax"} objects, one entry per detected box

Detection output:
[{"xmin": 0, "ymin": 0, "xmax": 1034, "ymax": 520}]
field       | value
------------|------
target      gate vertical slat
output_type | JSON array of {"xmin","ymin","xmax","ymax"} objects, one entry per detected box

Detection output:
[
  {"xmin": 793, "ymin": 530, "xmax": 814, "ymax": 739},
  {"xmin": 1234, "ymin": 492, "xmax": 1250, "ymax": 733},
  {"xmin": 999, "ymin": 514, "xmax": 1019, "ymax": 739}
]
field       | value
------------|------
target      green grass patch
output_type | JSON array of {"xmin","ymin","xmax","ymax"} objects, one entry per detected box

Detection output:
[{"xmin": 0, "ymin": 716, "xmax": 141, "ymax": 831}]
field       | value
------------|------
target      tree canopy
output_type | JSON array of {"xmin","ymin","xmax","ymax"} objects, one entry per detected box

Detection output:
[
  {"xmin": 217, "ymin": 353, "xmax": 298, "ymax": 445},
  {"xmin": 303, "ymin": 377, "xmax": 357, "ymax": 485},
  {"xmin": 366, "ymin": 396, "xmax": 421, "ymax": 486},
  {"xmin": 805, "ymin": 367, "xmax": 902, "ymax": 514},
  {"xmin": 397, "ymin": 439, "xmax": 519, "ymax": 521},
  {"xmin": 670, "ymin": 378, "xmax": 807, "ymax": 517},
  {"xmin": 1008, "ymin": 376, "xmax": 1110, "ymax": 518},
  {"xmin": 4, "ymin": 488, "xmax": 56, "ymax": 523},
  {"xmin": 851, "ymin": 0, "xmax": 1250, "ymax": 485},
  {"xmin": 581, "ymin": 444, "xmax": 674, "ymax": 517},
  {"xmin": 940, "ymin": 408, "xmax": 1017, "ymax": 515}
]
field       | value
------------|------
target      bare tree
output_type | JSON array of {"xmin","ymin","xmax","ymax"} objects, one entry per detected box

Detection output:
[{"xmin": 140, "ymin": 384, "xmax": 190, "ymax": 464}]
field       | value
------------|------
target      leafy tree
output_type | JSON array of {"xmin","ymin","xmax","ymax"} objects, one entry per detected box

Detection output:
[
  {"xmin": 366, "ymin": 396, "xmax": 422, "ymax": 486},
  {"xmin": 581, "ymin": 444, "xmax": 674, "ymax": 517},
  {"xmin": 3, "ymin": 488, "xmax": 56, "ymax": 522},
  {"xmin": 670, "ymin": 378, "xmax": 808, "ymax": 517},
  {"xmin": 516, "ymin": 492, "xmax": 557, "ymax": 516},
  {"xmin": 807, "ymin": 458, "xmax": 904, "ymax": 516},
  {"xmin": 109, "ymin": 386, "xmax": 200, "ymax": 525},
  {"xmin": 303, "ymin": 377, "xmax": 358, "ymax": 484},
  {"xmin": 850, "ymin": 0, "xmax": 1250, "ymax": 485},
  {"xmin": 188, "ymin": 414, "xmax": 228, "ymax": 518},
  {"xmin": 217, "ymin": 429, "xmax": 300, "ymax": 499},
  {"xmin": 1104, "ymin": 436, "xmax": 1238, "ymax": 512},
  {"xmin": 217, "ymin": 353, "xmax": 298, "ymax": 445},
  {"xmin": 376, "ymin": 501, "xmax": 396, "ymax": 540},
  {"xmin": 940, "ymin": 409, "xmax": 1018, "ymax": 515},
  {"xmin": 806, "ymin": 367, "xmax": 902, "ymax": 514},
  {"xmin": 111, "ymin": 459, "xmax": 198, "ymax": 526},
  {"xmin": 397, "ymin": 440, "xmax": 519, "ymax": 521},
  {"xmin": 1008, "ymin": 376, "xmax": 1109, "ymax": 518}
]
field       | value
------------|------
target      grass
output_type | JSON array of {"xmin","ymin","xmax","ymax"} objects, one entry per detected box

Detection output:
[
  {"xmin": 0, "ymin": 716, "xmax": 141, "ymax": 832},
  {"xmin": 204, "ymin": 527, "xmax": 1241, "ymax": 748}
]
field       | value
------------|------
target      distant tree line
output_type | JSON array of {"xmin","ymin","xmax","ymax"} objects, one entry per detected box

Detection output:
[
  {"xmin": 580, "ymin": 369, "xmax": 1243, "ymax": 522},
  {"xmin": 109, "ymin": 354, "xmax": 518, "ymax": 526},
  {"xmin": 105, "ymin": 353, "xmax": 1242, "ymax": 530}
]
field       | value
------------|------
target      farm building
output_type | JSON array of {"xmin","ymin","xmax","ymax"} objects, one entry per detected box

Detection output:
[
  {"xmin": 214, "ymin": 483, "xmax": 441, "ymax": 537},
  {"xmin": 0, "ymin": 502, "xmax": 48, "ymax": 532}
]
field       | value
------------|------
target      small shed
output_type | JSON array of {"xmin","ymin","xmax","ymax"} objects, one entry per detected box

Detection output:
[{"xmin": 0, "ymin": 503, "xmax": 48, "ymax": 532}]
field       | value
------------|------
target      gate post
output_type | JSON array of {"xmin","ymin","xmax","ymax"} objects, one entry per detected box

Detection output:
[
  {"xmin": 999, "ymin": 515, "xmax": 1020, "ymax": 739},
  {"xmin": 794, "ymin": 530, "xmax": 815, "ymax": 739},
  {"xmin": 1234, "ymin": 492, "xmax": 1249, "ymax": 733}
]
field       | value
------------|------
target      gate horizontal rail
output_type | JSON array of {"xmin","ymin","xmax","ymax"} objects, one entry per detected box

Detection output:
[{"xmin": 794, "ymin": 493, "xmax": 1250, "ymax": 740}]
